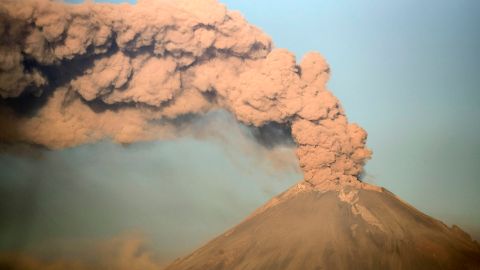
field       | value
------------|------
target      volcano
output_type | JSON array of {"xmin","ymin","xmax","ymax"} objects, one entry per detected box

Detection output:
[{"xmin": 166, "ymin": 182, "xmax": 480, "ymax": 270}]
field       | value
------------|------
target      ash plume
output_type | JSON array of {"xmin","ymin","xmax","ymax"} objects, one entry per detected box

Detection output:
[{"xmin": 0, "ymin": 0, "xmax": 371, "ymax": 187}]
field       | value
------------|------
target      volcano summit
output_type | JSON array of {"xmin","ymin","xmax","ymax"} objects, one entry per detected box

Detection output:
[{"xmin": 166, "ymin": 182, "xmax": 480, "ymax": 270}]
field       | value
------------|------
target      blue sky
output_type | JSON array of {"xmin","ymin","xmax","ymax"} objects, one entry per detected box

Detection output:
[
  {"xmin": 1, "ymin": 0, "xmax": 479, "ymax": 259},
  {"xmin": 220, "ymin": 0, "xmax": 480, "ymax": 236}
]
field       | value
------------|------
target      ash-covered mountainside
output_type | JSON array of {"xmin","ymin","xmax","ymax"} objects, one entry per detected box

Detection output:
[{"xmin": 166, "ymin": 184, "xmax": 480, "ymax": 270}]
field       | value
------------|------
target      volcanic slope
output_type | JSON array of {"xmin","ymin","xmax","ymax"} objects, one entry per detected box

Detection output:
[{"xmin": 166, "ymin": 183, "xmax": 480, "ymax": 270}]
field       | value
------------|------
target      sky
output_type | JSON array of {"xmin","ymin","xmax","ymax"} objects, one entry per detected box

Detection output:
[
  {"xmin": 219, "ymin": 0, "xmax": 480, "ymax": 237},
  {"xmin": 0, "ymin": 0, "xmax": 479, "ymax": 262}
]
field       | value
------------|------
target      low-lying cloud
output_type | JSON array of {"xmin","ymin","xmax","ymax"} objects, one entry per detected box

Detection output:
[{"xmin": 0, "ymin": 233, "xmax": 165, "ymax": 270}]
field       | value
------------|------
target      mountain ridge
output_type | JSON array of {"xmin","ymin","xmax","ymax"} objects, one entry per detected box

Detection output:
[{"xmin": 166, "ymin": 182, "xmax": 480, "ymax": 270}]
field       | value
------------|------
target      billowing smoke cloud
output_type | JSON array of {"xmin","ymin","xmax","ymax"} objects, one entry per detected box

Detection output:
[{"xmin": 0, "ymin": 0, "xmax": 371, "ymax": 187}]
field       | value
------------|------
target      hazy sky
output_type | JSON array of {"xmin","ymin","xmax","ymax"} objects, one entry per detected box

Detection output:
[
  {"xmin": 0, "ymin": 0, "xmax": 479, "ymax": 261},
  {"xmin": 0, "ymin": 111, "xmax": 300, "ymax": 260}
]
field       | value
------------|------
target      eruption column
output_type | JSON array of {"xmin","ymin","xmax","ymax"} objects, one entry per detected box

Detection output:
[{"xmin": 0, "ymin": 0, "xmax": 371, "ymax": 188}]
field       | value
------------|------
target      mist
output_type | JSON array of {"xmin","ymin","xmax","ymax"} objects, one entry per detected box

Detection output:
[{"xmin": 0, "ymin": 110, "xmax": 301, "ymax": 266}]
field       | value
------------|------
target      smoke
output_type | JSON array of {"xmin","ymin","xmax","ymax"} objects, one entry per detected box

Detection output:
[
  {"xmin": 0, "ymin": 0, "xmax": 371, "ymax": 187},
  {"xmin": 0, "ymin": 233, "xmax": 166, "ymax": 270}
]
